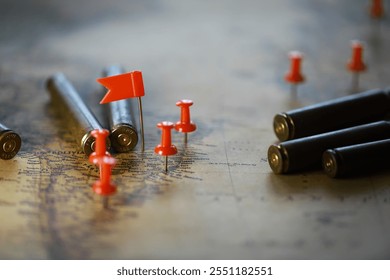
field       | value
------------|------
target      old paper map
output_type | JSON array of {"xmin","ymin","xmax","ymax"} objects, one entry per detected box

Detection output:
[{"xmin": 0, "ymin": 0, "xmax": 389, "ymax": 259}]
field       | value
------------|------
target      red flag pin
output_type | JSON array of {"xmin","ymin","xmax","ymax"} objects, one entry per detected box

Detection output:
[{"xmin": 97, "ymin": 71, "xmax": 146, "ymax": 152}]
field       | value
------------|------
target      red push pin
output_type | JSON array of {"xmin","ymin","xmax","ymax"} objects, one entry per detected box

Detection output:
[
  {"xmin": 92, "ymin": 155, "xmax": 117, "ymax": 209},
  {"xmin": 347, "ymin": 40, "xmax": 366, "ymax": 92},
  {"xmin": 370, "ymin": 0, "xmax": 384, "ymax": 19},
  {"xmin": 155, "ymin": 121, "xmax": 177, "ymax": 172},
  {"xmin": 285, "ymin": 51, "xmax": 305, "ymax": 98},
  {"xmin": 175, "ymin": 99, "xmax": 197, "ymax": 144},
  {"xmin": 89, "ymin": 129, "xmax": 110, "ymax": 164}
]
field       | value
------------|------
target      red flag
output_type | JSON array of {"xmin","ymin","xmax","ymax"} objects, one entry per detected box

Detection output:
[{"xmin": 97, "ymin": 71, "xmax": 145, "ymax": 104}]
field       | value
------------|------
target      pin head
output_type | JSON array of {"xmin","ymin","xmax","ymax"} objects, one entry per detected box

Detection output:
[
  {"xmin": 155, "ymin": 121, "xmax": 177, "ymax": 156},
  {"xmin": 90, "ymin": 128, "xmax": 109, "ymax": 138},
  {"xmin": 176, "ymin": 99, "xmax": 193, "ymax": 106},
  {"xmin": 89, "ymin": 129, "xmax": 111, "ymax": 163},
  {"xmin": 157, "ymin": 121, "xmax": 175, "ymax": 129},
  {"xmin": 175, "ymin": 99, "xmax": 197, "ymax": 133},
  {"xmin": 92, "ymin": 178, "xmax": 117, "ymax": 196},
  {"xmin": 347, "ymin": 40, "xmax": 366, "ymax": 73},
  {"xmin": 370, "ymin": 0, "xmax": 384, "ymax": 19},
  {"xmin": 154, "ymin": 145, "xmax": 177, "ymax": 156},
  {"xmin": 285, "ymin": 51, "xmax": 305, "ymax": 84},
  {"xmin": 92, "ymin": 155, "xmax": 117, "ymax": 196}
]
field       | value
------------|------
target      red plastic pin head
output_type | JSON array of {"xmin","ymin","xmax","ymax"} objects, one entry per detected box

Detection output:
[
  {"xmin": 175, "ymin": 99, "xmax": 197, "ymax": 133},
  {"xmin": 347, "ymin": 40, "xmax": 366, "ymax": 73},
  {"xmin": 92, "ymin": 155, "xmax": 117, "ymax": 197},
  {"xmin": 89, "ymin": 129, "xmax": 110, "ymax": 163},
  {"xmin": 285, "ymin": 51, "xmax": 305, "ymax": 84},
  {"xmin": 154, "ymin": 121, "xmax": 177, "ymax": 156},
  {"xmin": 370, "ymin": 0, "xmax": 384, "ymax": 19}
]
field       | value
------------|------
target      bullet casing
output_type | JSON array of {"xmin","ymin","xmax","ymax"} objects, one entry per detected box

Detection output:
[
  {"xmin": 322, "ymin": 139, "xmax": 390, "ymax": 178},
  {"xmin": 268, "ymin": 121, "xmax": 390, "ymax": 174},
  {"xmin": 273, "ymin": 88, "xmax": 390, "ymax": 141},
  {"xmin": 0, "ymin": 122, "xmax": 21, "ymax": 160},
  {"xmin": 103, "ymin": 66, "xmax": 138, "ymax": 152},
  {"xmin": 46, "ymin": 73, "xmax": 110, "ymax": 156}
]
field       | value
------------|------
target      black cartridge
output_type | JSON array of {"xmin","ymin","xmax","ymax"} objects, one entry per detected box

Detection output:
[
  {"xmin": 322, "ymin": 139, "xmax": 390, "ymax": 178},
  {"xmin": 268, "ymin": 121, "xmax": 390, "ymax": 174},
  {"xmin": 46, "ymin": 73, "xmax": 110, "ymax": 156},
  {"xmin": 0, "ymin": 122, "xmax": 21, "ymax": 160},
  {"xmin": 102, "ymin": 65, "xmax": 138, "ymax": 152},
  {"xmin": 273, "ymin": 88, "xmax": 390, "ymax": 141}
]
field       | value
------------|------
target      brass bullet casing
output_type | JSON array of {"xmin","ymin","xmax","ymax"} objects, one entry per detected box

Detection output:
[
  {"xmin": 322, "ymin": 139, "xmax": 390, "ymax": 178},
  {"xmin": 273, "ymin": 88, "xmax": 390, "ymax": 141},
  {"xmin": 322, "ymin": 150, "xmax": 340, "ymax": 178},
  {"xmin": 268, "ymin": 121, "xmax": 390, "ymax": 174},
  {"xmin": 46, "ymin": 73, "xmax": 110, "ymax": 156},
  {"xmin": 0, "ymin": 122, "xmax": 21, "ymax": 160},
  {"xmin": 267, "ymin": 144, "xmax": 289, "ymax": 174},
  {"xmin": 102, "ymin": 66, "xmax": 138, "ymax": 152},
  {"xmin": 273, "ymin": 113, "xmax": 295, "ymax": 143}
]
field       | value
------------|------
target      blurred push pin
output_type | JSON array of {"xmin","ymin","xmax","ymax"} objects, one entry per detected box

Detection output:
[
  {"xmin": 370, "ymin": 0, "xmax": 384, "ymax": 19},
  {"xmin": 285, "ymin": 51, "xmax": 305, "ymax": 99},
  {"xmin": 155, "ymin": 121, "xmax": 177, "ymax": 172},
  {"xmin": 89, "ymin": 129, "xmax": 110, "ymax": 163},
  {"xmin": 347, "ymin": 40, "xmax": 366, "ymax": 93},
  {"xmin": 92, "ymin": 155, "xmax": 117, "ymax": 209},
  {"xmin": 89, "ymin": 129, "xmax": 116, "ymax": 209},
  {"xmin": 175, "ymin": 99, "xmax": 197, "ymax": 144}
]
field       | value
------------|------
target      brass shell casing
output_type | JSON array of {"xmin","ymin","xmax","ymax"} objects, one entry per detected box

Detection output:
[
  {"xmin": 268, "ymin": 121, "xmax": 390, "ymax": 174},
  {"xmin": 273, "ymin": 88, "xmax": 390, "ymax": 141},
  {"xmin": 0, "ymin": 123, "xmax": 21, "ymax": 160}
]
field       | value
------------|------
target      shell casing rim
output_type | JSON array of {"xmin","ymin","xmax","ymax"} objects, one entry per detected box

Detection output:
[
  {"xmin": 0, "ymin": 130, "xmax": 22, "ymax": 160},
  {"xmin": 267, "ymin": 144, "xmax": 289, "ymax": 174},
  {"xmin": 110, "ymin": 123, "xmax": 138, "ymax": 153},
  {"xmin": 322, "ymin": 149, "xmax": 340, "ymax": 178},
  {"xmin": 273, "ymin": 113, "xmax": 295, "ymax": 141}
]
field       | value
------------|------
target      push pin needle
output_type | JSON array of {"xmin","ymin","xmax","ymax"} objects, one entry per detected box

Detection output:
[
  {"xmin": 175, "ymin": 99, "xmax": 197, "ymax": 144},
  {"xmin": 285, "ymin": 51, "xmax": 305, "ymax": 99},
  {"xmin": 155, "ymin": 121, "xmax": 177, "ymax": 172}
]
